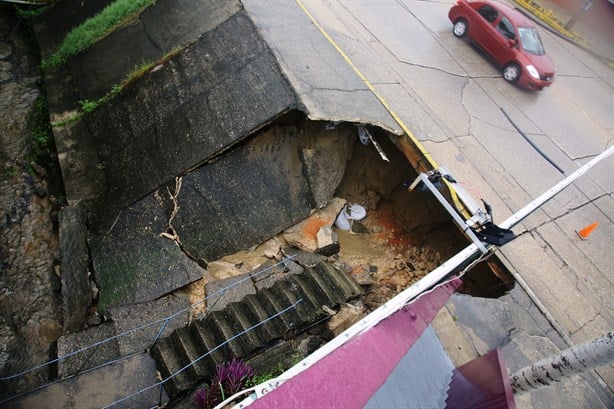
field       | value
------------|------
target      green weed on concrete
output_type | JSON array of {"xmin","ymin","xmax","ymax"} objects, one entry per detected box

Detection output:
[
  {"xmin": 14, "ymin": 4, "xmax": 51, "ymax": 20},
  {"xmin": 41, "ymin": 0, "xmax": 156, "ymax": 69},
  {"xmin": 52, "ymin": 49, "xmax": 181, "ymax": 127},
  {"xmin": 31, "ymin": 94, "xmax": 53, "ymax": 160}
]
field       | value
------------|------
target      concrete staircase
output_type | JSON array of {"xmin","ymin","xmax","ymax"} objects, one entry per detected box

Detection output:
[{"xmin": 150, "ymin": 261, "xmax": 363, "ymax": 397}]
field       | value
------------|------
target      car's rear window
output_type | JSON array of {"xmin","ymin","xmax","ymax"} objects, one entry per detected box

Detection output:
[{"xmin": 518, "ymin": 27, "xmax": 545, "ymax": 55}]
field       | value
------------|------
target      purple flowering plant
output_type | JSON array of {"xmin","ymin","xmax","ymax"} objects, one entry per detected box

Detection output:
[{"xmin": 193, "ymin": 359, "xmax": 255, "ymax": 409}]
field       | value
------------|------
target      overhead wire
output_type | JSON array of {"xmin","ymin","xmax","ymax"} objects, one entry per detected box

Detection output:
[
  {"xmin": 101, "ymin": 299, "xmax": 303, "ymax": 409},
  {"xmin": 0, "ymin": 257, "xmax": 296, "ymax": 386}
]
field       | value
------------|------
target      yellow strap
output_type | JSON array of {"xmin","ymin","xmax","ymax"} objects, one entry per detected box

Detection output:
[{"xmin": 294, "ymin": 0, "xmax": 470, "ymax": 218}]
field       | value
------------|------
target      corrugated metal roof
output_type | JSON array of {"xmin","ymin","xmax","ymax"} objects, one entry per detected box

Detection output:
[{"xmin": 246, "ymin": 279, "xmax": 461, "ymax": 408}]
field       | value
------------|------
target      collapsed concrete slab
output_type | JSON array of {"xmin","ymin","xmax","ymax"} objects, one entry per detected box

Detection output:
[
  {"xmin": 87, "ymin": 194, "xmax": 205, "ymax": 311},
  {"xmin": 165, "ymin": 122, "xmax": 353, "ymax": 262},
  {"xmin": 85, "ymin": 11, "xmax": 299, "ymax": 222},
  {"xmin": 34, "ymin": 0, "xmax": 403, "ymax": 311}
]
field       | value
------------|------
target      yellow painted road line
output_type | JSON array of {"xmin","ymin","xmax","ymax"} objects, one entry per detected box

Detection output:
[
  {"xmin": 294, "ymin": 0, "xmax": 438, "ymax": 168},
  {"xmin": 294, "ymin": 0, "xmax": 470, "ymax": 217}
]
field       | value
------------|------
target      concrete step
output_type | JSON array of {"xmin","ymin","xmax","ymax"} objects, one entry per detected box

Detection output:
[
  {"xmin": 226, "ymin": 302, "xmax": 267, "ymax": 354},
  {"xmin": 257, "ymin": 287, "xmax": 300, "ymax": 332},
  {"xmin": 290, "ymin": 269, "xmax": 335, "ymax": 311},
  {"xmin": 206, "ymin": 310, "xmax": 249, "ymax": 358},
  {"xmin": 314, "ymin": 262, "xmax": 363, "ymax": 302},
  {"xmin": 149, "ymin": 337, "xmax": 195, "ymax": 397},
  {"xmin": 150, "ymin": 261, "xmax": 363, "ymax": 398},
  {"xmin": 170, "ymin": 327, "xmax": 211, "ymax": 378},
  {"xmin": 276, "ymin": 279, "xmax": 319, "ymax": 323},
  {"xmin": 301, "ymin": 266, "xmax": 342, "ymax": 307},
  {"xmin": 242, "ymin": 293, "xmax": 285, "ymax": 341},
  {"xmin": 222, "ymin": 306, "xmax": 263, "ymax": 356},
  {"xmin": 190, "ymin": 320, "xmax": 228, "ymax": 370}
]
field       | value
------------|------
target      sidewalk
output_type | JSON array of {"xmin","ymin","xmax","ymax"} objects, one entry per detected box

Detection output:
[{"xmin": 519, "ymin": 0, "xmax": 614, "ymax": 61}]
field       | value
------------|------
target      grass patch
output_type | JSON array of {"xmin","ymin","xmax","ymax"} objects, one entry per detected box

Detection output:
[
  {"xmin": 246, "ymin": 363, "xmax": 286, "ymax": 386},
  {"xmin": 52, "ymin": 48, "xmax": 182, "ymax": 128},
  {"xmin": 41, "ymin": 0, "xmax": 157, "ymax": 69},
  {"xmin": 31, "ymin": 93, "xmax": 53, "ymax": 162}
]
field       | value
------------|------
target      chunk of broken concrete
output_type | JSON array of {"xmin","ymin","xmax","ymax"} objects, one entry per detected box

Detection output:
[
  {"xmin": 283, "ymin": 197, "xmax": 346, "ymax": 251},
  {"xmin": 88, "ymin": 195, "xmax": 205, "ymax": 312},
  {"xmin": 58, "ymin": 203, "xmax": 92, "ymax": 334},
  {"xmin": 327, "ymin": 302, "xmax": 366, "ymax": 336},
  {"xmin": 57, "ymin": 322, "xmax": 119, "ymax": 378},
  {"xmin": 282, "ymin": 247, "xmax": 327, "ymax": 268},
  {"xmin": 315, "ymin": 225, "xmax": 339, "ymax": 257},
  {"xmin": 108, "ymin": 294, "xmax": 192, "ymax": 356},
  {"xmin": 205, "ymin": 273, "xmax": 256, "ymax": 312}
]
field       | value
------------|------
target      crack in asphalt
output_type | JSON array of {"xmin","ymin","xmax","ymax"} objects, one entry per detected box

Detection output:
[
  {"xmin": 460, "ymin": 77, "xmax": 472, "ymax": 136},
  {"xmin": 472, "ymin": 116, "xmax": 517, "ymax": 133},
  {"xmin": 338, "ymin": 0, "xmax": 469, "ymax": 80},
  {"xmin": 396, "ymin": 59, "xmax": 468, "ymax": 78},
  {"xmin": 515, "ymin": 191, "xmax": 614, "ymax": 237},
  {"xmin": 321, "ymin": 0, "xmax": 609, "ymax": 221},
  {"xmin": 569, "ymin": 312, "xmax": 600, "ymax": 337}
]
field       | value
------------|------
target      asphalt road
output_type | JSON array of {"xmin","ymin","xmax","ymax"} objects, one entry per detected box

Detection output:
[{"xmin": 296, "ymin": 0, "xmax": 613, "ymax": 406}]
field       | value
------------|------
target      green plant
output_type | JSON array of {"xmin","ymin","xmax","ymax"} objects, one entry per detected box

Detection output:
[
  {"xmin": 122, "ymin": 61, "xmax": 154, "ymax": 87},
  {"xmin": 14, "ymin": 4, "xmax": 50, "ymax": 20},
  {"xmin": 41, "ymin": 0, "xmax": 157, "ymax": 69},
  {"xmin": 79, "ymin": 99, "xmax": 98, "ymax": 113},
  {"xmin": 245, "ymin": 363, "xmax": 286, "ymax": 387},
  {"xmin": 30, "ymin": 94, "xmax": 54, "ymax": 163},
  {"xmin": 1, "ymin": 166, "xmax": 19, "ymax": 181},
  {"xmin": 51, "ymin": 113, "xmax": 83, "ymax": 128},
  {"xmin": 51, "ymin": 48, "xmax": 183, "ymax": 127},
  {"xmin": 193, "ymin": 359, "xmax": 255, "ymax": 409}
]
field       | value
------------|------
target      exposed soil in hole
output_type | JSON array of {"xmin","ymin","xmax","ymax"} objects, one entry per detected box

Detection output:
[
  {"xmin": 193, "ymin": 131, "xmax": 516, "ymax": 314},
  {"xmin": 331, "ymin": 133, "xmax": 514, "ymax": 308}
]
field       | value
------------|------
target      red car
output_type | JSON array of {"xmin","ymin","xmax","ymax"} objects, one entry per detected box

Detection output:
[{"xmin": 448, "ymin": 0, "xmax": 555, "ymax": 90}]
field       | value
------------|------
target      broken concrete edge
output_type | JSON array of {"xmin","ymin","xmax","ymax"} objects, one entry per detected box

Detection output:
[
  {"xmin": 58, "ymin": 203, "xmax": 93, "ymax": 334},
  {"xmin": 38, "ymin": 1, "xmax": 410, "ymax": 214}
]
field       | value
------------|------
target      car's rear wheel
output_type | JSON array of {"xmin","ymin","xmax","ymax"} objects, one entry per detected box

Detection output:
[
  {"xmin": 503, "ymin": 63, "xmax": 520, "ymax": 83},
  {"xmin": 453, "ymin": 19, "xmax": 468, "ymax": 38}
]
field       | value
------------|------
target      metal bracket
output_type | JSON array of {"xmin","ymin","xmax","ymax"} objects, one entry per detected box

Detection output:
[
  {"xmin": 409, "ymin": 172, "xmax": 489, "ymax": 253},
  {"xmin": 408, "ymin": 167, "xmax": 516, "ymax": 252}
]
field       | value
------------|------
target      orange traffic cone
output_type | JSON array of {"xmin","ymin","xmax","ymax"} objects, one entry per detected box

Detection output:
[{"xmin": 577, "ymin": 222, "xmax": 598, "ymax": 240}]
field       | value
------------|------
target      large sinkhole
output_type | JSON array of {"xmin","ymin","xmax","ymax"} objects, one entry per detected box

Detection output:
[
  {"xmin": 141, "ymin": 115, "xmax": 518, "ymax": 402},
  {"xmin": 87, "ymin": 111, "xmax": 514, "ymax": 315},
  {"xmin": 324, "ymin": 122, "xmax": 515, "ymax": 303}
]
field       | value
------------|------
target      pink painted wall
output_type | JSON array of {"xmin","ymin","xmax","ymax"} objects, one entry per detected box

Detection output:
[{"xmin": 248, "ymin": 278, "xmax": 462, "ymax": 409}]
